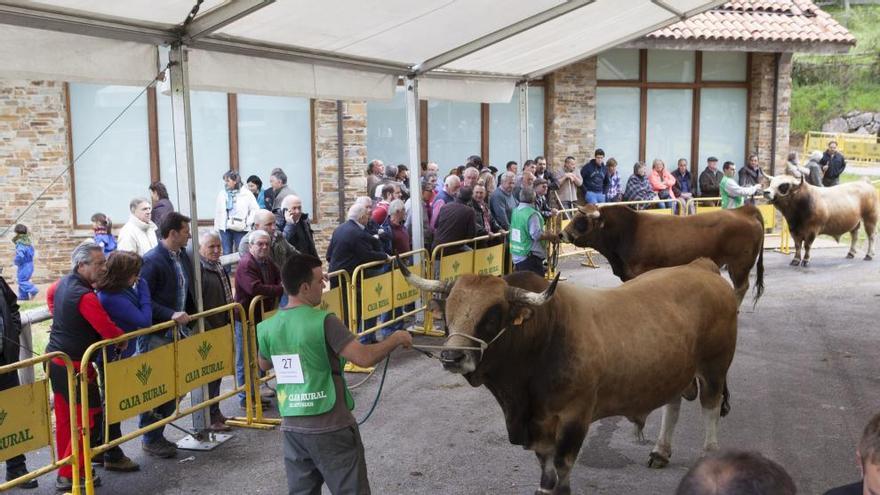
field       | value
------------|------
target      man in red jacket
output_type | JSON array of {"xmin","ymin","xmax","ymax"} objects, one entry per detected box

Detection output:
[{"xmin": 45, "ymin": 242, "xmax": 126, "ymax": 490}]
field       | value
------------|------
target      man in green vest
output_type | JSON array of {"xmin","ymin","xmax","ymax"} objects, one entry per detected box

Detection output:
[
  {"xmin": 509, "ymin": 186, "xmax": 560, "ymax": 276},
  {"xmin": 720, "ymin": 161, "xmax": 763, "ymax": 209},
  {"xmin": 257, "ymin": 253, "xmax": 411, "ymax": 495}
]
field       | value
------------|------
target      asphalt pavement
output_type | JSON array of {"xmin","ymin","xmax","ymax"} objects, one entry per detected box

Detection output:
[{"xmin": 7, "ymin": 243, "xmax": 880, "ymax": 494}]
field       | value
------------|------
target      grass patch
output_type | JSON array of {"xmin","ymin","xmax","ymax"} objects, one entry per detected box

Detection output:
[{"xmin": 791, "ymin": 5, "xmax": 880, "ymax": 134}]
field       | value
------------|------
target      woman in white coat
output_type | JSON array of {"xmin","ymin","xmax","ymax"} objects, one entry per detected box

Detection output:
[
  {"xmin": 215, "ymin": 170, "xmax": 259, "ymax": 255},
  {"xmin": 116, "ymin": 197, "xmax": 159, "ymax": 256}
]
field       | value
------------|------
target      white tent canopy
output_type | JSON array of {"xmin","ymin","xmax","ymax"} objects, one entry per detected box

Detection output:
[{"xmin": 0, "ymin": 0, "xmax": 726, "ymax": 102}]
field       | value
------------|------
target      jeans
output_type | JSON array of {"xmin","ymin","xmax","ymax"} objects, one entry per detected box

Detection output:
[
  {"xmin": 234, "ymin": 321, "xmax": 248, "ymax": 402},
  {"xmin": 585, "ymin": 191, "xmax": 605, "ymax": 204},
  {"xmin": 220, "ymin": 229, "xmax": 247, "ymax": 256},
  {"xmin": 139, "ymin": 334, "xmax": 177, "ymax": 445},
  {"xmin": 514, "ymin": 255, "xmax": 546, "ymax": 277}
]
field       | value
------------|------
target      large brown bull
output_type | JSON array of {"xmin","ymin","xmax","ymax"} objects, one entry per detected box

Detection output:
[
  {"xmin": 400, "ymin": 258, "xmax": 738, "ymax": 495},
  {"xmin": 560, "ymin": 204, "xmax": 765, "ymax": 307},
  {"xmin": 763, "ymin": 175, "xmax": 878, "ymax": 267}
]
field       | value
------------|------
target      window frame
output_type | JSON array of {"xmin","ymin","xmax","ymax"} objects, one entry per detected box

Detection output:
[
  {"xmin": 596, "ymin": 49, "xmax": 752, "ymax": 179},
  {"xmin": 65, "ymin": 83, "xmax": 318, "ymax": 228}
]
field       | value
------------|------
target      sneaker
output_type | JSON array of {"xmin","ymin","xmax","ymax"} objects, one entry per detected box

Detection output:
[
  {"xmin": 142, "ymin": 440, "xmax": 177, "ymax": 459},
  {"xmin": 55, "ymin": 474, "xmax": 101, "ymax": 491},
  {"xmin": 5, "ymin": 466, "xmax": 38, "ymax": 489},
  {"xmin": 104, "ymin": 455, "xmax": 140, "ymax": 472}
]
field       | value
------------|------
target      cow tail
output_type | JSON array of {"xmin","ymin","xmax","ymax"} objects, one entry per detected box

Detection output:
[{"xmin": 752, "ymin": 207, "xmax": 765, "ymax": 309}]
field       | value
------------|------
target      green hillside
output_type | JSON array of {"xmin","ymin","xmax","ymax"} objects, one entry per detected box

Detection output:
[{"xmin": 791, "ymin": 4, "xmax": 880, "ymax": 135}]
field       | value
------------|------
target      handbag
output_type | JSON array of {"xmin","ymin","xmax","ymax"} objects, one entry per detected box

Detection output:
[{"xmin": 226, "ymin": 212, "xmax": 247, "ymax": 232}]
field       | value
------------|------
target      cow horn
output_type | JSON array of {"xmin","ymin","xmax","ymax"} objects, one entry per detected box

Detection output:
[
  {"xmin": 395, "ymin": 255, "xmax": 451, "ymax": 294},
  {"xmin": 586, "ymin": 209, "xmax": 600, "ymax": 218},
  {"xmin": 505, "ymin": 273, "xmax": 561, "ymax": 306}
]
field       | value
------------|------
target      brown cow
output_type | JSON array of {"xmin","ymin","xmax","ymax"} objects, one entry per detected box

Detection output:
[
  {"xmin": 400, "ymin": 258, "xmax": 738, "ymax": 495},
  {"xmin": 560, "ymin": 204, "xmax": 765, "ymax": 307},
  {"xmin": 763, "ymin": 175, "xmax": 878, "ymax": 267}
]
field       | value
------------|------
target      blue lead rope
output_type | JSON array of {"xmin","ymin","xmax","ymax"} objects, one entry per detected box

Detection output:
[{"xmin": 356, "ymin": 354, "xmax": 391, "ymax": 426}]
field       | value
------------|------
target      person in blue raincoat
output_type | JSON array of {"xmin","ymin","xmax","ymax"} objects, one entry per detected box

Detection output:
[{"xmin": 12, "ymin": 224, "xmax": 38, "ymax": 301}]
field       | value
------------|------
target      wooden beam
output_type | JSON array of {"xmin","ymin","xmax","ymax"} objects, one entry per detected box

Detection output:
[
  {"xmin": 227, "ymin": 93, "xmax": 239, "ymax": 171},
  {"xmin": 691, "ymin": 51, "xmax": 702, "ymax": 178},
  {"xmin": 420, "ymin": 99, "xmax": 429, "ymax": 165},
  {"xmin": 62, "ymin": 82, "xmax": 81, "ymax": 228},
  {"xmin": 744, "ymin": 52, "xmax": 754, "ymax": 163},
  {"xmin": 481, "ymin": 103, "xmax": 490, "ymax": 165},
  {"xmin": 638, "ymin": 49, "xmax": 647, "ymax": 162},
  {"xmin": 147, "ymin": 87, "xmax": 159, "ymax": 182}
]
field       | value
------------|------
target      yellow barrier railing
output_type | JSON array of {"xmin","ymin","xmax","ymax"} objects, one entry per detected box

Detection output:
[
  {"xmin": 240, "ymin": 294, "xmax": 283, "ymax": 429},
  {"xmin": 803, "ymin": 131, "xmax": 880, "ymax": 166},
  {"xmin": 426, "ymin": 232, "xmax": 509, "ymax": 334},
  {"xmin": 79, "ymin": 303, "xmax": 244, "ymax": 494},
  {"xmin": 0, "ymin": 352, "xmax": 80, "ymax": 493}
]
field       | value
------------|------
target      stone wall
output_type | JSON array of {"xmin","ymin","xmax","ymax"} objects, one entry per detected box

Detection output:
[
  {"xmin": 748, "ymin": 52, "xmax": 793, "ymax": 174},
  {"xmin": 311, "ymin": 99, "xmax": 367, "ymax": 258},
  {"xmin": 0, "ymin": 81, "xmax": 84, "ymax": 285},
  {"xmin": 545, "ymin": 57, "xmax": 597, "ymax": 175}
]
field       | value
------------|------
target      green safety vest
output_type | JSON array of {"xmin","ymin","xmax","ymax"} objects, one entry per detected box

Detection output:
[
  {"xmin": 509, "ymin": 205, "xmax": 544, "ymax": 257},
  {"xmin": 719, "ymin": 176, "xmax": 744, "ymax": 209},
  {"xmin": 256, "ymin": 306, "xmax": 354, "ymax": 417}
]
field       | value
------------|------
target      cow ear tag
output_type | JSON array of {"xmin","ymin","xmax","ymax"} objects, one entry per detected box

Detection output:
[{"xmin": 511, "ymin": 307, "xmax": 533, "ymax": 326}]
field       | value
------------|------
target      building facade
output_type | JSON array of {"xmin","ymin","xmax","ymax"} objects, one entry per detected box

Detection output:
[{"xmin": 0, "ymin": 0, "xmax": 853, "ymax": 282}]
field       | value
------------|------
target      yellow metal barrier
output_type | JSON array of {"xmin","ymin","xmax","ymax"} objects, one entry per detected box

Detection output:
[
  {"xmin": 347, "ymin": 249, "xmax": 431, "ymax": 370},
  {"xmin": 0, "ymin": 352, "xmax": 80, "ymax": 494},
  {"xmin": 803, "ymin": 131, "xmax": 880, "ymax": 166},
  {"xmin": 236, "ymin": 295, "xmax": 283, "ymax": 429},
  {"xmin": 424, "ymin": 232, "xmax": 508, "ymax": 334},
  {"xmin": 79, "ymin": 303, "xmax": 245, "ymax": 494}
]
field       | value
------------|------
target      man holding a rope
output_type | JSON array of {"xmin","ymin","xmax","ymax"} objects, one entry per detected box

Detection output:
[{"xmin": 257, "ymin": 253, "xmax": 411, "ymax": 495}]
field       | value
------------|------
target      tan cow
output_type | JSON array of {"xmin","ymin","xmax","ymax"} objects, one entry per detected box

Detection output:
[
  {"xmin": 400, "ymin": 258, "xmax": 738, "ymax": 495},
  {"xmin": 560, "ymin": 204, "xmax": 765, "ymax": 307},
  {"xmin": 763, "ymin": 175, "xmax": 878, "ymax": 266}
]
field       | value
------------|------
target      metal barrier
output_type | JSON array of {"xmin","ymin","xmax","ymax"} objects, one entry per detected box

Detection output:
[
  {"xmin": 425, "ymin": 232, "xmax": 509, "ymax": 334},
  {"xmin": 803, "ymin": 131, "xmax": 880, "ymax": 166},
  {"xmin": 78, "ymin": 303, "xmax": 244, "ymax": 494},
  {"xmin": 0, "ymin": 352, "xmax": 80, "ymax": 493},
  {"xmin": 235, "ymin": 295, "xmax": 283, "ymax": 429}
]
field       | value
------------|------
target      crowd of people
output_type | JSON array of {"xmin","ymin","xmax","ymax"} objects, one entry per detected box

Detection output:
[{"xmin": 0, "ymin": 140, "xmax": 852, "ymax": 493}]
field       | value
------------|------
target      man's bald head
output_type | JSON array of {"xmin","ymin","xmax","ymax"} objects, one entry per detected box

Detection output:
[
  {"xmin": 253, "ymin": 209, "xmax": 277, "ymax": 235},
  {"xmin": 282, "ymin": 194, "xmax": 303, "ymax": 223},
  {"xmin": 676, "ymin": 450, "xmax": 796, "ymax": 495}
]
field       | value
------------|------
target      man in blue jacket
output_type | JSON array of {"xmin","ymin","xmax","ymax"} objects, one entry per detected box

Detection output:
[
  {"xmin": 580, "ymin": 148, "xmax": 609, "ymax": 204},
  {"xmin": 138, "ymin": 212, "xmax": 195, "ymax": 459}
]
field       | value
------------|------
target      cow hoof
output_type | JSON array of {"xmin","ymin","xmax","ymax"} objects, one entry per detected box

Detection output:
[
  {"xmin": 790, "ymin": 259, "xmax": 801, "ymax": 266},
  {"xmin": 648, "ymin": 452, "xmax": 669, "ymax": 469},
  {"xmin": 865, "ymin": 255, "xmax": 873, "ymax": 261},
  {"xmin": 801, "ymin": 260, "xmax": 810, "ymax": 267},
  {"xmin": 846, "ymin": 252, "xmax": 855, "ymax": 259}
]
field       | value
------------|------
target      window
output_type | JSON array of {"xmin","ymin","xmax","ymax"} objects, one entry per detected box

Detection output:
[
  {"xmin": 489, "ymin": 87, "xmax": 544, "ymax": 167},
  {"xmin": 427, "ymin": 100, "xmax": 481, "ymax": 170},
  {"xmin": 596, "ymin": 88, "xmax": 640, "ymax": 183},
  {"xmin": 237, "ymin": 94, "xmax": 313, "ymax": 215},
  {"xmin": 699, "ymin": 88, "xmax": 748, "ymax": 170},
  {"xmin": 69, "ymin": 83, "xmax": 151, "ymax": 225},
  {"xmin": 595, "ymin": 49, "xmax": 750, "ymax": 182},
  {"xmin": 647, "ymin": 50, "xmax": 695, "ymax": 83},
  {"xmin": 158, "ymin": 90, "xmax": 230, "ymax": 219},
  {"xmin": 702, "ymin": 52, "xmax": 747, "ymax": 82},
  {"xmin": 645, "ymin": 89, "xmax": 693, "ymax": 172},
  {"xmin": 366, "ymin": 87, "xmax": 409, "ymax": 168},
  {"xmin": 597, "ymin": 49, "xmax": 639, "ymax": 80}
]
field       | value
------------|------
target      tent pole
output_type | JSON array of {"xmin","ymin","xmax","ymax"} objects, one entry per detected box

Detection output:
[
  {"xmin": 405, "ymin": 77, "xmax": 424, "ymax": 255},
  {"xmin": 169, "ymin": 44, "xmax": 230, "ymax": 449},
  {"xmin": 518, "ymin": 82, "xmax": 530, "ymax": 165}
]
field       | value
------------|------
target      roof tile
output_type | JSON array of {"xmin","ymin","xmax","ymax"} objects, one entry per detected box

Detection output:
[{"xmin": 646, "ymin": 0, "xmax": 855, "ymax": 45}]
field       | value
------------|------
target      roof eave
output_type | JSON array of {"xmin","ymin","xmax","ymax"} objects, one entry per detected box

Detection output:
[{"xmin": 621, "ymin": 37, "xmax": 855, "ymax": 54}]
